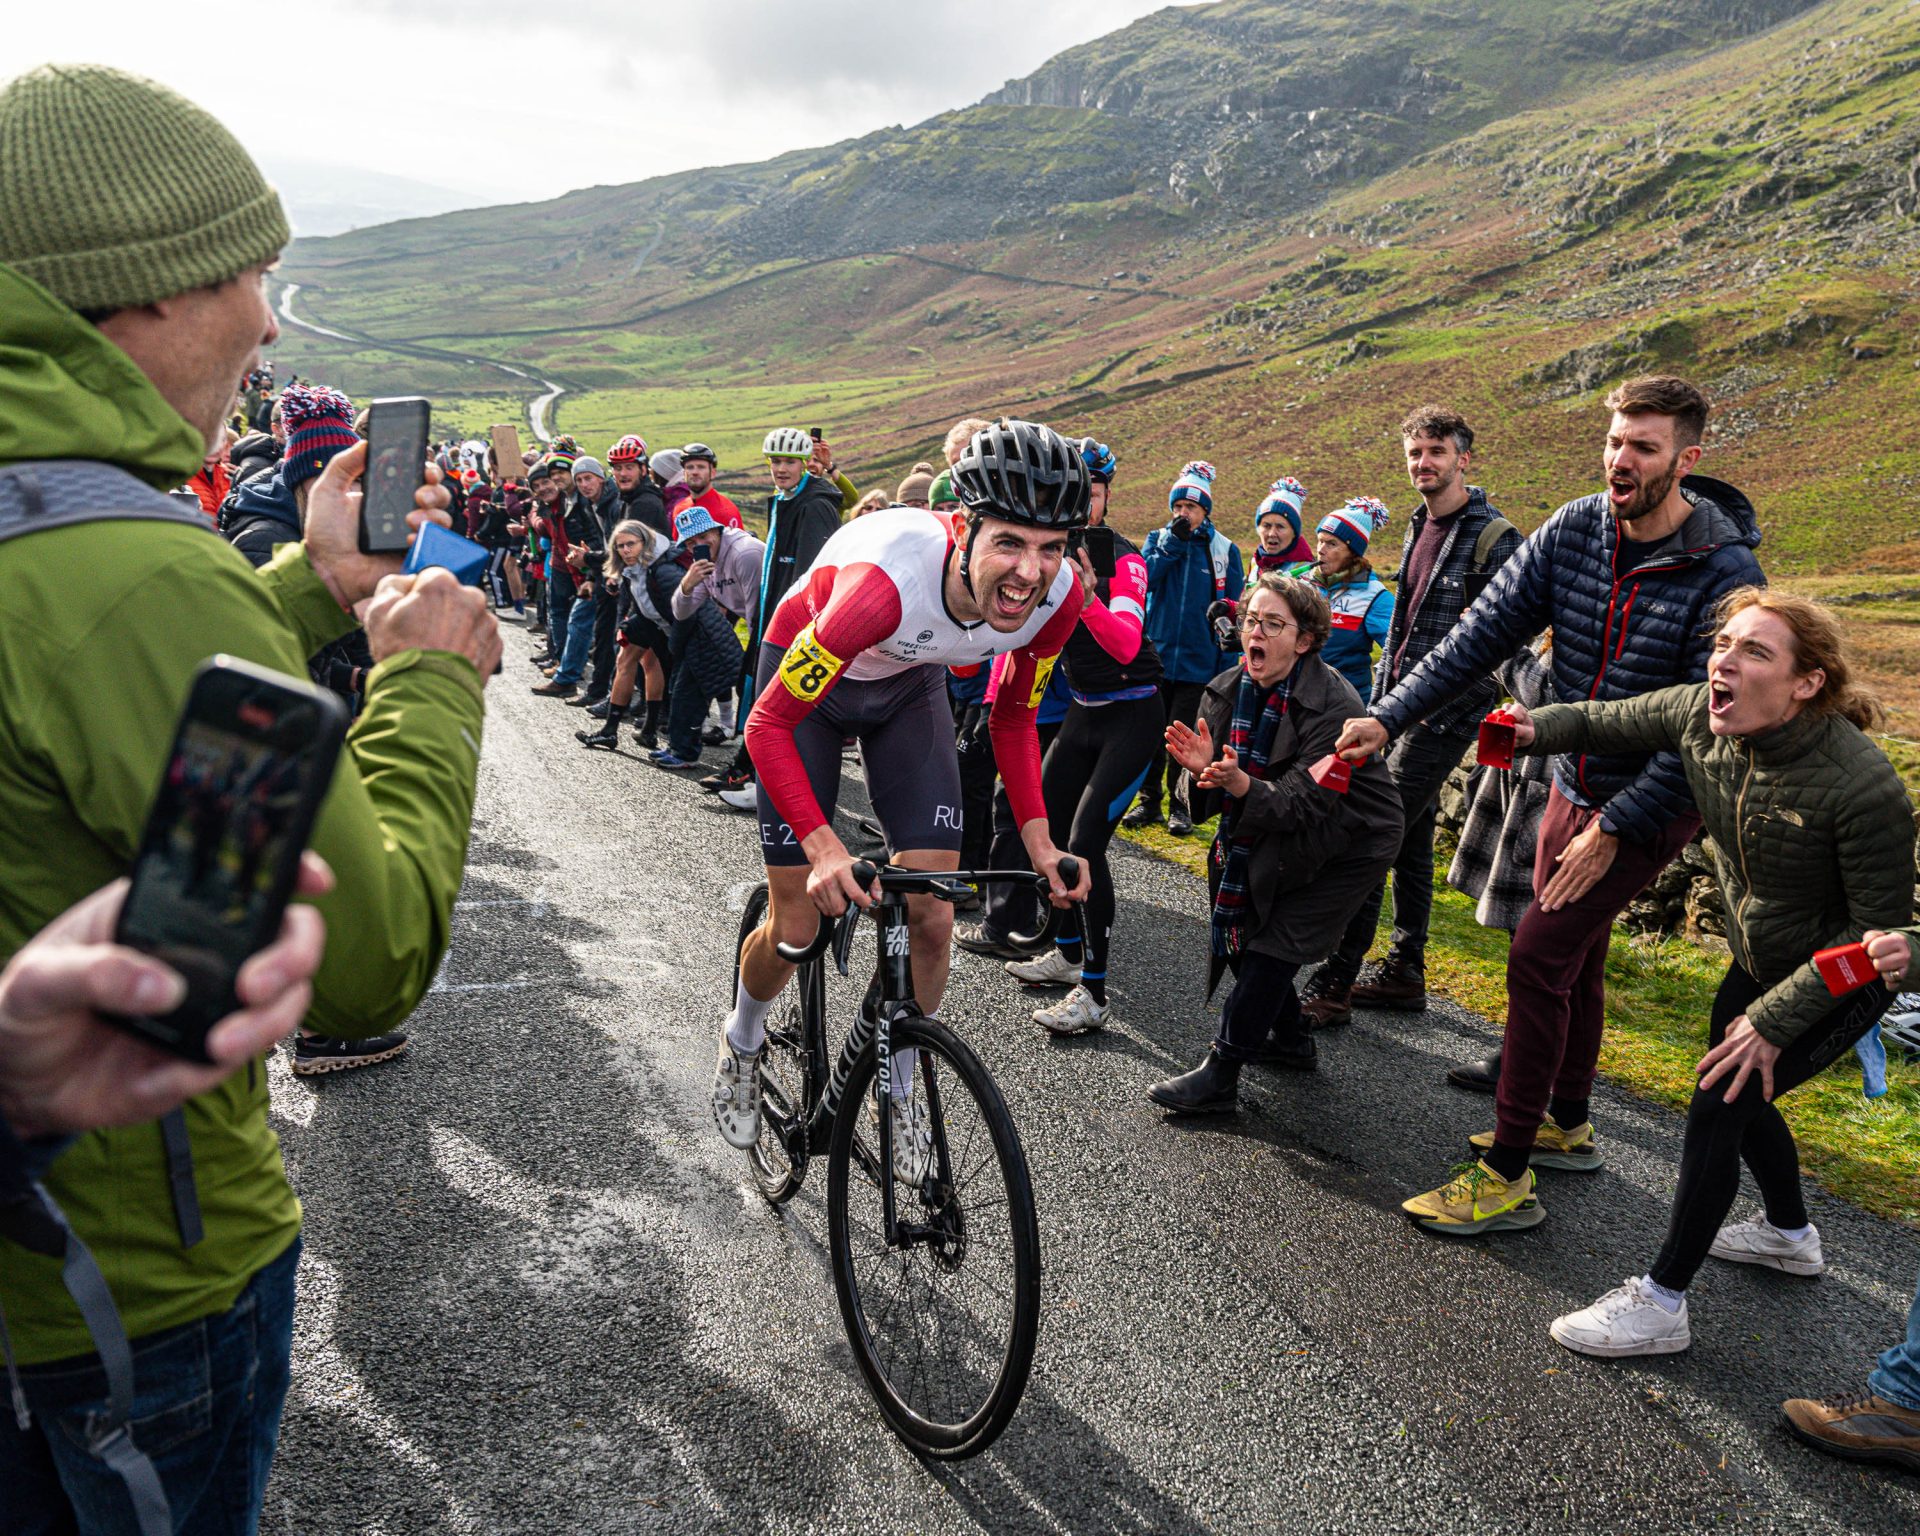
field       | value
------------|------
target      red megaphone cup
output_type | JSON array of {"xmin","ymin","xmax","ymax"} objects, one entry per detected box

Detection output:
[
  {"xmin": 1478, "ymin": 708, "xmax": 1518, "ymax": 770},
  {"xmin": 1814, "ymin": 942, "xmax": 1876, "ymax": 996},
  {"xmin": 1310, "ymin": 754, "xmax": 1361, "ymax": 793}
]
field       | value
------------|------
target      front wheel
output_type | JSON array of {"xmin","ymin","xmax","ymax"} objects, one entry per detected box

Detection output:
[{"xmin": 826, "ymin": 1013, "xmax": 1040, "ymax": 1459}]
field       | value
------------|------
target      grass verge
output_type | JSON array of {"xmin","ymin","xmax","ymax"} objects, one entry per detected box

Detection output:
[{"xmin": 1120, "ymin": 819, "xmax": 1920, "ymax": 1227}]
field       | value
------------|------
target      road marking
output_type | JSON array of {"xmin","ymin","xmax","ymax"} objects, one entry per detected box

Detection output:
[{"xmin": 428, "ymin": 979, "xmax": 542, "ymax": 994}]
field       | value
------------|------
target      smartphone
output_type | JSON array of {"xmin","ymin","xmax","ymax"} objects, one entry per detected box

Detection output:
[
  {"xmin": 109, "ymin": 657, "xmax": 348, "ymax": 1060},
  {"xmin": 809, "ymin": 427, "xmax": 824, "ymax": 442},
  {"xmin": 360, "ymin": 395, "xmax": 431, "ymax": 554},
  {"xmin": 1083, "ymin": 525, "xmax": 1118, "ymax": 580}
]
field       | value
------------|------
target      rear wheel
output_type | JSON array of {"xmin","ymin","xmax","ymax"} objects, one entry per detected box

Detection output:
[
  {"xmin": 733, "ymin": 883, "xmax": 817, "ymax": 1204},
  {"xmin": 826, "ymin": 1012, "xmax": 1040, "ymax": 1459}
]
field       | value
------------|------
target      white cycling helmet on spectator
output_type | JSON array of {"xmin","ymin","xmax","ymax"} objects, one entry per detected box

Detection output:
[{"xmin": 762, "ymin": 426, "xmax": 813, "ymax": 460}]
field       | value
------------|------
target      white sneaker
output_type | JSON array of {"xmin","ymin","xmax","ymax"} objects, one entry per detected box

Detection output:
[
  {"xmin": 1033, "ymin": 984, "xmax": 1110, "ymax": 1036},
  {"xmin": 1709, "ymin": 1214, "xmax": 1826, "ymax": 1276},
  {"xmin": 711, "ymin": 1044, "xmax": 763, "ymax": 1149},
  {"xmin": 869, "ymin": 1093, "xmax": 934, "ymax": 1189},
  {"xmin": 1004, "ymin": 948, "xmax": 1082, "ymax": 987},
  {"xmin": 717, "ymin": 783, "xmax": 757, "ymax": 813},
  {"xmin": 1549, "ymin": 1278, "xmax": 1691, "ymax": 1358}
]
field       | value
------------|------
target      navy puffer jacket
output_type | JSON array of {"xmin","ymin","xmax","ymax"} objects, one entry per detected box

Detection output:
[{"xmin": 1371, "ymin": 475, "xmax": 1764, "ymax": 845}]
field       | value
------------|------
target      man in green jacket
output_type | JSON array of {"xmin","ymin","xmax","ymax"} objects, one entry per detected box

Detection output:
[{"xmin": 0, "ymin": 64, "xmax": 498, "ymax": 1532}]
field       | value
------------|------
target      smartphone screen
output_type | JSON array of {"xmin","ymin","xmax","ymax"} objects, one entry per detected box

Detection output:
[
  {"xmin": 361, "ymin": 396, "xmax": 430, "ymax": 554},
  {"xmin": 1084, "ymin": 525, "xmax": 1118, "ymax": 580},
  {"xmin": 111, "ymin": 658, "xmax": 347, "ymax": 1059}
]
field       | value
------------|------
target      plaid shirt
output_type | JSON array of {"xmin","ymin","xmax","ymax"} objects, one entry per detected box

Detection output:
[
  {"xmin": 1371, "ymin": 487, "xmax": 1524, "ymax": 739},
  {"xmin": 1446, "ymin": 643, "xmax": 1553, "ymax": 931}
]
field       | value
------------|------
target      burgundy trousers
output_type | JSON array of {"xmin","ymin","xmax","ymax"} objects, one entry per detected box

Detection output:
[{"xmin": 1493, "ymin": 785, "xmax": 1700, "ymax": 1152}]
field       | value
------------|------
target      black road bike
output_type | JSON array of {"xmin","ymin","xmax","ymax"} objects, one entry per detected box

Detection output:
[{"xmin": 732, "ymin": 858, "xmax": 1080, "ymax": 1459}]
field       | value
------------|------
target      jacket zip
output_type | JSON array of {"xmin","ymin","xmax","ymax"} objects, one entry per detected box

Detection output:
[
  {"xmin": 1576, "ymin": 547, "xmax": 1695, "ymax": 801},
  {"xmin": 1732, "ymin": 740, "xmax": 1757, "ymax": 974}
]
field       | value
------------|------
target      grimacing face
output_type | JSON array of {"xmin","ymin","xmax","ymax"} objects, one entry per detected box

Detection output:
[
  {"xmin": 1707, "ymin": 607, "xmax": 1823, "ymax": 738},
  {"xmin": 968, "ymin": 518, "xmax": 1069, "ymax": 632},
  {"xmin": 612, "ymin": 460, "xmax": 643, "ymax": 491}
]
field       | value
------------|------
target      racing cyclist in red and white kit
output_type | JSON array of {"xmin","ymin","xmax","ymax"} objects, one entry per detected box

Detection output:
[{"xmin": 715, "ymin": 420, "xmax": 1094, "ymax": 1160}]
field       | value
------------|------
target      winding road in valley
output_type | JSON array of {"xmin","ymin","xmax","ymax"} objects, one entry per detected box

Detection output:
[{"xmin": 275, "ymin": 281, "xmax": 568, "ymax": 441}]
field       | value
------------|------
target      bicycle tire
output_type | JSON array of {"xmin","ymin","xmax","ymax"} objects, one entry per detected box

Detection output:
[
  {"xmin": 826, "ymin": 1012, "xmax": 1040, "ymax": 1459},
  {"xmin": 733, "ymin": 883, "xmax": 817, "ymax": 1205}
]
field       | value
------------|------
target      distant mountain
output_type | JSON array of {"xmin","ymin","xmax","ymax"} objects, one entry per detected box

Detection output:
[
  {"xmin": 260, "ymin": 157, "xmax": 490, "ymax": 238},
  {"xmin": 272, "ymin": 0, "xmax": 1920, "ymax": 596}
]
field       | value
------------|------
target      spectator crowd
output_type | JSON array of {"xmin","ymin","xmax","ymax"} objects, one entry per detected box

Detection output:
[{"xmin": 2, "ymin": 60, "xmax": 1919, "ymax": 1536}]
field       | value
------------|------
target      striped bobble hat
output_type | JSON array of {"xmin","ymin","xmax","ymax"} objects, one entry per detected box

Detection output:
[
  {"xmin": 1168, "ymin": 459, "xmax": 1217, "ymax": 515},
  {"xmin": 279, "ymin": 384, "xmax": 357, "ymax": 491},
  {"xmin": 1319, "ymin": 495, "xmax": 1392, "ymax": 557},
  {"xmin": 1256, "ymin": 476, "xmax": 1308, "ymax": 536}
]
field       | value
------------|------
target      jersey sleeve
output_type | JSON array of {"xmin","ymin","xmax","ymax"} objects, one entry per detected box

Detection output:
[
  {"xmin": 1077, "ymin": 550, "xmax": 1148, "ymax": 664},
  {"xmin": 743, "ymin": 562, "xmax": 902, "ymax": 843},
  {"xmin": 987, "ymin": 583, "xmax": 1088, "ymax": 829}
]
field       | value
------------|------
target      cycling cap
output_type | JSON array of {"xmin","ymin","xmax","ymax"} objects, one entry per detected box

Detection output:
[
  {"xmin": 763, "ymin": 426, "xmax": 813, "ymax": 460},
  {"xmin": 1256, "ymin": 476, "xmax": 1308, "ymax": 536},
  {"xmin": 1078, "ymin": 437, "xmax": 1117, "ymax": 484},
  {"xmin": 952, "ymin": 419, "xmax": 1090, "ymax": 529},
  {"xmin": 680, "ymin": 441, "xmax": 718, "ymax": 466},
  {"xmin": 607, "ymin": 434, "xmax": 648, "ymax": 463}
]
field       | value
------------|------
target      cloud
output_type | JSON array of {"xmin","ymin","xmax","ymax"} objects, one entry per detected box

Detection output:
[{"xmin": 6, "ymin": 0, "xmax": 1172, "ymax": 209}]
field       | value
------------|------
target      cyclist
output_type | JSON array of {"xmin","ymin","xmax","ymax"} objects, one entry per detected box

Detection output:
[
  {"xmin": 1001, "ymin": 437, "xmax": 1165, "ymax": 1036},
  {"xmin": 714, "ymin": 420, "xmax": 1094, "ymax": 1164}
]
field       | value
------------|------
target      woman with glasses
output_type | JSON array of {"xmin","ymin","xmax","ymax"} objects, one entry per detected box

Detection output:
[{"xmin": 1146, "ymin": 572, "xmax": 1405, "ymax": 1112}]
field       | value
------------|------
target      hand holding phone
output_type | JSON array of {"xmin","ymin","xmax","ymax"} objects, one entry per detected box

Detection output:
[
  {"xmin": 303, "ymin": 439, "xmax": 452, "ymax": 611},
  {"xmin": 107, "ymin": 658, "xmax": 348, "ymax": 1061},
  {"xmin": 361, "ymin": 397, "xmax": 432, "ymax": 555},
  {"xmin": 1083, "ymin": 525, "xmax": 1118, "ymax": 579}
]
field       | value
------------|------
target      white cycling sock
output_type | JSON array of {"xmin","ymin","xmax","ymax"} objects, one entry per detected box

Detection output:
[
  {"xmin": 726, "ymin": 979, "xmax": 775, "ymax": 1056},
  {"xmin": 1769, "ymin": 1219, "xmax": 1814, "ymax": 1242},
  {"xmin": 718, "ymin": 699, "xmax": 735, "ymax": 732},
  {"xmin": 1637, "ymin": 1276, "xmax": 1686, "ymax": 1313},
  {"xmin": 887, "ymin": 1046, "xmax": 917, "ymax": 1103}
]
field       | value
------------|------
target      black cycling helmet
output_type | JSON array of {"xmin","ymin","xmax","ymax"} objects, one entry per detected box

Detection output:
[
  {"xmin": 952, "ymin": 419, "xmax": 1091, "ymax": 530},
  {"xmin": 1079, "ymin": 436, "xmax": 1117, "ymax": 485},
  {"xmin": 681, "ymin": 441, "xmax": 717, "ymax": 466}
]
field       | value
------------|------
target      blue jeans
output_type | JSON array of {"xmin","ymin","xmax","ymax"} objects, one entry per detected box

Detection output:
[
  {"xmin": 666, "ymin": 664, "xmax": 711, "ymax": 760},
  {"xmin": 0, "ymin": 1237, "xmax": 300, "ymax": 1536},
  {"xmin": 546, "ymin": 577, "xmax": 573, "ymax": 654},
  {"xmin": 1870, "ymin": 1260, "xmax": 1920, "ymax": 1411},
  {"xmin": 554, "ymin": 589, "xmax": 596, "ymax": 686}
]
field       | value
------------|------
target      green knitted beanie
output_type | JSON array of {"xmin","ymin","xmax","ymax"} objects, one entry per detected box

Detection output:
[{"xmin": 0, "ymin": 63, "xmax": 290, "ymax": 313}]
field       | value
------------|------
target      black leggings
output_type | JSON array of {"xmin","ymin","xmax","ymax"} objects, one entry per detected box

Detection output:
[
  {"xmin": 1040, "ymin": 695, "xmax": 1162, "ymax": 995},
  {"xmin": 1649, "ymin": 962, "xmax": 1889, "ymax": 1291}
]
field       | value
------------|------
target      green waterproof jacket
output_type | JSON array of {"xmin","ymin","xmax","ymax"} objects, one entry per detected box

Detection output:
[
  {"xmin": 0, "ymin": 263, "xmax": 485, "ymax": 1363},
  {"xmin": 1527, "ymin": 683, "xmax": 1918, "ymax": 1046}
]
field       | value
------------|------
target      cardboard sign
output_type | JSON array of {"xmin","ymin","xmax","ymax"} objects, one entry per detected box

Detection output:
[
  {"xmin": 1814, "ymin": 942, "xmax": 1877, "ymax": 996},
  {"xmin": 1478, "ymin": 708, "xmax": 1518, "ymax": 770},
  {"xmin": 490, "ymin": 424, "xmax": 524, "ymax": 482}
]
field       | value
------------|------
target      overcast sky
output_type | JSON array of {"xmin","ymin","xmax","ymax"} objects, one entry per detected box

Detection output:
[{"xmin": 9, "ymin": 0, "xmax": 1171, "ymax": 218}]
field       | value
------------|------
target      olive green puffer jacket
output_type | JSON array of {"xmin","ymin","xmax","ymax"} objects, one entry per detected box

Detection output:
[{"xmin": 1527, "ymin": 683, "xmax": 1917, "ymax": 1046}]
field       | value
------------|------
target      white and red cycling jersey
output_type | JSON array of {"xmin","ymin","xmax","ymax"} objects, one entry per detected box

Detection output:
[{"xmin": 745, "ymin": 508, "xmax": 1085, "ymax": 845}]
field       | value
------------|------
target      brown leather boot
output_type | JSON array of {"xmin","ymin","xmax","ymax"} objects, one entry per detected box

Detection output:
[
  {"xmin": 1351, "ymin": 958, "xmax": 1428, "ymax": 1011},
  {"xmin": 1299, "ymin": 971, "xmax": 1353, "ymax": 1029},
  {"xmin": 1783, "ymin": 1388, "xmax": 1920, "ymax": 1473}
]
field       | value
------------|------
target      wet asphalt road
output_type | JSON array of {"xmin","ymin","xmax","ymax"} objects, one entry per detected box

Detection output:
[{"xmin": 264, "ymin": 621, "xmax": 1920, "ymax": 1534}]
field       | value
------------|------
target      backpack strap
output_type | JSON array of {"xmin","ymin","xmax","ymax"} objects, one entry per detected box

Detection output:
[
  {"xmin": 1471, "ymin": 515, "xmax": 1516, "ymax": 572},
  {"xmin": 0, "ymin": 461, "xmax": 212, "ymax": 546},
  {"xmin": 157, "ymin": 1110, "xmax": 202, "ymax": 1248}
]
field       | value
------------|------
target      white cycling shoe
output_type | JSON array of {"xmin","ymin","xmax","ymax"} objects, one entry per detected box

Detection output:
[
  {"xmin": 870, "ymin": 1093, "xmax": 934, "ymax": 1189},
  {"xmin": 1005, "ymin": 948, "xmax": 1082, "ymax": 987},
  {"xmin": 1033, "ymin": 984, "xmax": 1110, "ymax": 1036},
  {"xmin": 1709, "ymin": 1214, "xmax": 1826, "ymax": 1276},
  {"xmin": 717, "ymin": 782, "xmax": 757, "ymax": 813},
  {"xmin": 712, "ymin": 1043, "xmax": 764, "ymax": 1149}
]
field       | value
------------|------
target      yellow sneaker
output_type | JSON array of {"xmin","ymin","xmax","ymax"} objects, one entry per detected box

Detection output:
[
  {"xmin": 1402, "ymin": 1159, "xmax": 1545, "ymax": 1236},
  {"xmin": 1468, "ymin": 1115, "xmax": 1603, "ymax": 1173}
]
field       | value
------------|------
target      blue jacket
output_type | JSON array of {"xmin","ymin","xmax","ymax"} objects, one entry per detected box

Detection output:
[
  {"xmin": 1318, "ymin": 569, "xmax": 1394, "ymax": 703},
  {"xmin": 1371, "ymin": 475, "xmax": 1764, "ymax": 846},
  {"xmin": 1142, "ymin": 518, "xmax": 1245, "ymax": 684},
  {"xmin": 217, "ymin": 466, "xmax": 300, "ymax": 565}
]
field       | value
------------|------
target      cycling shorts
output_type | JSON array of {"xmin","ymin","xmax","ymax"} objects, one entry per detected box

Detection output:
[
  {"xmin": 619, "ymin": 614, "xmax": 669, "ymax": 653},
  {"xmin": 752, "ymin": 643, "xmax": 962, "ymax": 868}
]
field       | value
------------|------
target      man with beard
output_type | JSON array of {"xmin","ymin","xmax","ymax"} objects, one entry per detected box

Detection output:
[
  {"xmin": 676, "ymin": 442, "xmax": 743, "ymax": 528},
  {"xmin": 608, "ymin": 434, "xmax": 669, "ymax": 538},
  {"xmin": 1336, "ymin": 376, "xmax": 1765, "ymax": 1238}
]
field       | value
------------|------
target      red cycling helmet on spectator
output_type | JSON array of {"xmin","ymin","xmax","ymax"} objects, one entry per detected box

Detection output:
[{"xmin": 607, "ymin": 434, "xmax": 648, "ymax": 464}]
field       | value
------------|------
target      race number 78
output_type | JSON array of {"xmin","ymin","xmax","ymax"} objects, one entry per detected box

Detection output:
[{"xmin": 778, "ymin": 623, "xmax": 845, "ymax": 702}]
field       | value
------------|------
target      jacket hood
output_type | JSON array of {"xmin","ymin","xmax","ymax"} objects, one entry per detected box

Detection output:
[
  {"xmin": 0, "ymin": 262, "xmax": 207, "ymax": 491},
  {"xmin": 1677, "ymin": 474, "xmax": 1762, "ymax": 556},
  {"xmin": 222, "ymin": 465, "xmax": 300, "ymax": 535}
]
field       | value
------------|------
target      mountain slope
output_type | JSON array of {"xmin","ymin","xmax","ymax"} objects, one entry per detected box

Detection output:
[{"xmin": 272, "ymin": 0, "xmax": 1919, "ymax": 602}]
